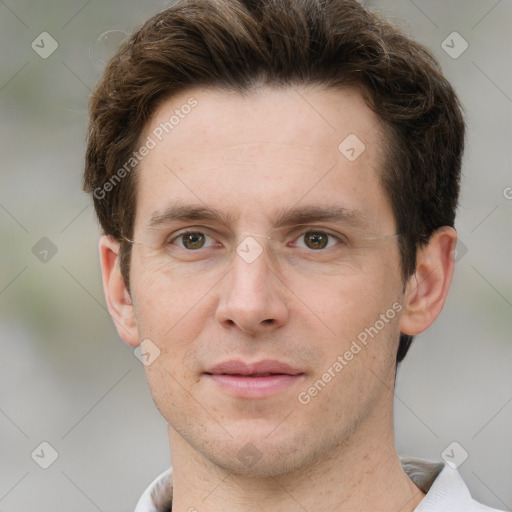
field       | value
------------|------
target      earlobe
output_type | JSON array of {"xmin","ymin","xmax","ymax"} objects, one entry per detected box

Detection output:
[
  {"xmin": 99, "ymin": 235, "xmax": 140, "ymax": 347},
  {"xmin": 399, "ymin": 227, "xmax": 457, "ymax": 336}
]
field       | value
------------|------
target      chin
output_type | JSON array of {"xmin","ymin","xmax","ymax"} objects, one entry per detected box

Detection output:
[{"xmin": 197, "ymin": 429, "xmax": 324, "ymax": 478}]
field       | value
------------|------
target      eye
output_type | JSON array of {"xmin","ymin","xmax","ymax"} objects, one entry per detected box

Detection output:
[
  {"xmin": 169, "ymin": 231, "xmax": 218, "ymax": 250},
  {"xmin": 291, "ymin": 231, "xmax": 342, "ymax": 250}
]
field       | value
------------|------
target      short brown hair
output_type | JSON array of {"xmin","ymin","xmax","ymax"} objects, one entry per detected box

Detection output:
[{"xmin": 83, "ymin": 0, "xmax": 465, "ymax": 364}]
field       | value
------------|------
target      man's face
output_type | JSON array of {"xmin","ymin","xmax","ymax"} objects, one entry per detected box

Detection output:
[{"xmin": 127, "ymin": 86, "xmax": 406, "ymax": 475}]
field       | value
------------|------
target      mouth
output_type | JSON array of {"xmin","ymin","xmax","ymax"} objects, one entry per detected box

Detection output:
[
  {"xmin": 203, "ymin": 359, "xmax": 305, "ymax": 398},
  {"xmin": 211, "ymin": 372, "xmax": 292, "ymax": 377}
]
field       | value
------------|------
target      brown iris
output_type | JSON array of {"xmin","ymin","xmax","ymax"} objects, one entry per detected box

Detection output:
[
  {"xmin": 181, "ymin": 232, "xmax": 206, "ymax": 249},
  {"xmin": 304, "ymin": 232, "xmax": 329, "ymax": 250}
]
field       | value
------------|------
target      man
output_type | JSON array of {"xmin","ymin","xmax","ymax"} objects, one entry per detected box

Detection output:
[{"xmin": 83, "ymin": 0, "xmax": 503, "ymax": 510}]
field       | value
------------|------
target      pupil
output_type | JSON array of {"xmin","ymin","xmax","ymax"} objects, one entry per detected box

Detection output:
[
  {"xmin": 306, "ymin": 232, "xmax": 327, "ymax": 249},
  {"xmin": 183, "ymin": 232, "xmax": 205, "ymax": 249}
]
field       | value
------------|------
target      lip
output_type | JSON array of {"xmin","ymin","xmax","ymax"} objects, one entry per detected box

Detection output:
[
  {"xmin": 206, "ymin": 359, "xmax": 303, "ymax": 376},
  {"xmin": 204, "ymin": 359, "xmax": 305, "ymax": 398}
]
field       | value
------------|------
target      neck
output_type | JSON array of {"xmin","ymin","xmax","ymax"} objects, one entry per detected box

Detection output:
[{"xmin": 167, "ymin": 399, "xmax": 425, "ymax": 512}]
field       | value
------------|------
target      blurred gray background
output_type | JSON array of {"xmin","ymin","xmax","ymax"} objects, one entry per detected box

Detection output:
[{"xmin": 1, "ymin": 1, "xmax": 511, "ymax": 511}]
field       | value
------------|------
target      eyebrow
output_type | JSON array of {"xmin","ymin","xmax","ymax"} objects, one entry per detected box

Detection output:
[
  {"xmin": 147, "ymin": 203, "xmax": 367, "ymax": 231},
  {"xmin": 272, "ymin": 205, "xmax": 366, "ymax": 229},
  {"xmin": 148, "ymin": 204, "xmax": 236, "ymax": 229}
]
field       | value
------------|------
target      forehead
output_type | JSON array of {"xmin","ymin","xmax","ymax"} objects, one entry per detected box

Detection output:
[{"xmin": 134, "ymin": 85, "xmax": 394, "ymax": 233}]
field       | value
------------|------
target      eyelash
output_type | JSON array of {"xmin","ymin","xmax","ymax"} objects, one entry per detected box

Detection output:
[{"xmin": 167, "ymin": 229, "xmax": 345, "ymax": 251}]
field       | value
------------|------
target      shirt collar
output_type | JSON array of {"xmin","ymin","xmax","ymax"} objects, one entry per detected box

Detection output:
[
  {"xmin": 134, "ymin": 456, "xmax": 485, "ymax": 512},
  {"xmin": 134, "ymin": 467, "xmax": 173, "ymax": 512}
]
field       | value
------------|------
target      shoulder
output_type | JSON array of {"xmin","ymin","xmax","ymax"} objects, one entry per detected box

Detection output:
[{"xmin": 400, "ymin": 456, "xmax": 506, "ymax": 512}]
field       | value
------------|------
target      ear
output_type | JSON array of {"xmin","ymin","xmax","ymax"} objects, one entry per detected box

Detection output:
[
  {"xmin": 99, "ymin": 235, "xmax": 140, "ymax": 347},
  {"xmin": 399, "ymin": 226, "xmax": 457, "ymax": 336}
]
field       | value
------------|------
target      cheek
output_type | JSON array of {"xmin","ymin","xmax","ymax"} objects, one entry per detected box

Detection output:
[
  {"xmin": 298, "ymin": 260, "xmax": 403, "ymax": 391},
  {"xmin": 299, "ymin": 267, "xmax": 400, "ymax": 336},
  {"xmin": 301, "ymin": 274, "xmax": 401, "ymax": 407},
  {"xmin": 130, "ymin": 265, "xmax": 207, "ymax": 364},
  {"xmin": 135, "ymin": 294, "xmax": 205, "ymax": 419}
]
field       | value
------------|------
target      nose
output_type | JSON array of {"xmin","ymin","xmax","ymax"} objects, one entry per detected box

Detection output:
[{"xmin": 214, "ymin": 243, "xmax": 290, "ymax": 335}]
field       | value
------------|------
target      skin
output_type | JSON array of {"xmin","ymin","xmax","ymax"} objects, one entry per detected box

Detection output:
[{"xmin": 100, "ymin": 86, "xmax": 457, "ymax": 512}]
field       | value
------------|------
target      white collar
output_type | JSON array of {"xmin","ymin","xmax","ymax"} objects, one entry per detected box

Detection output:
[{"xmin": 134, "ymin": 456, "xmax": 503, "ymax": 512}]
